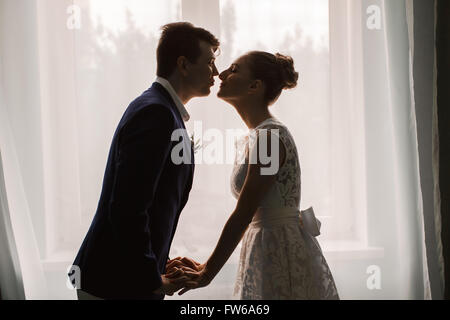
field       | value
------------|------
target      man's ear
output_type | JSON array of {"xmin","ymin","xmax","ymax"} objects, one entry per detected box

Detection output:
[{"xmin": 177, "ymin": 56, "xmax": 189, "ymax": 77}]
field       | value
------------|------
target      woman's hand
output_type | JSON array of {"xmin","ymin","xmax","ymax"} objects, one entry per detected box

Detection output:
[
  {"xmin": 166, "ymin": 256, "xmax": 202, "ymax": 276},
  {"xmin": 163, "ymin": 257, "xmax": 213, "ymax": 295},
  {"xmin": 178, "ymin": 266, "xmax": 214, "ymax": 295},
  {"xmin": 159, "ymin": 257, "xmax": 203, "ymax": 295},
  {"xmin": 165, "ymin": 257, "xmax": 202, "ymax": 279}
]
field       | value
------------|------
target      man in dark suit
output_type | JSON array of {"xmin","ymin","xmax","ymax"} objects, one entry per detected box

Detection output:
[{"xmin": 69, "ymin": 22, "xmax": 219, "ymax": 300}]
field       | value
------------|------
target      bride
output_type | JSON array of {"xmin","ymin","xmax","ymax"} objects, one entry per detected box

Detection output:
[{"xmin": 167, "ymin": 51, "xmax": 339, "ymax": 300}]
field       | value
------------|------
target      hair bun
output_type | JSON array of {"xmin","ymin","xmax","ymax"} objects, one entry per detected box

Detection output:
[{"xmin": 275, "ymin": 53, "xmax": 299, "ymax": 90}]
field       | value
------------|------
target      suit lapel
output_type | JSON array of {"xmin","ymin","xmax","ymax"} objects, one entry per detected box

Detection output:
[
  {"xmin": 152, "ymin": 82, "xmax": 195, "ymax": 172},
  {"xmin": 152, "ymin": 82, "xmax": 185, "ymax": 128}
]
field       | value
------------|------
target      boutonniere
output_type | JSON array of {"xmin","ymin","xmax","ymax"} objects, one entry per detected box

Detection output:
[{"xmin": 190, "ymin": 133, "xmax": 202, "ymax": 154}]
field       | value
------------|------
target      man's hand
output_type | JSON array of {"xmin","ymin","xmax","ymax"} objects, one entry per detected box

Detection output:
[
  {"xmin": 153, "ymin": 272, "xmax": 190, "ymax": 296},
  {"xmin": 163, "ymin": 257, "xmax": 213, "ymax": 296},
  {"xmin": 154, "ymin": 257, "xmax": 204, "ymax": 296}
]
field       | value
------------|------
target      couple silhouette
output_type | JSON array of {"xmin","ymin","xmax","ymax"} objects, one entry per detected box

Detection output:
[{"xmin": 70, "ymin": 22, "xmax": 339, "ymax": 300}]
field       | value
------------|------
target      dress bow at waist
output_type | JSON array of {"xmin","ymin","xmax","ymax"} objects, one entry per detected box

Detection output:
[{"xmin": 250, "ymin": 206, "xmax": 321, "ymax": 237}]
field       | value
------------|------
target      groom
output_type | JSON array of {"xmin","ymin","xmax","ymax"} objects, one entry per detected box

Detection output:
[{"xmin": 70, "ymin": 22, "xmax": 219, "ymax": 300}]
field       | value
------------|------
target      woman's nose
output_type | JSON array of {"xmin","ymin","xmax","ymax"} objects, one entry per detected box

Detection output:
[
  {"xmin": 212, "ymin": 64, "xmax": 219, "ymax": 76},
  {"xmin": 219, "ymin": 70, "xmax": 227, "ymax": 80}
]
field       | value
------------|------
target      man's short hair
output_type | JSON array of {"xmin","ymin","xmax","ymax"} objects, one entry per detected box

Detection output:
[{"xmin": 156, "ymin": 22, "xmax": 220, "ymax": 78}]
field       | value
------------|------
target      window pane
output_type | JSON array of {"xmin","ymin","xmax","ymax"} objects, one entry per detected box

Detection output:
[
  {"xmin": 219, "ymin": 0, "xmax": 332, "ymax": 221},
  {"xmin": 68, "ymin": 0, "xmax": 181, "ymax": 246},
  {"xmin": 168, "ymin": 0, "xmax": 332, "ymax": 299}
]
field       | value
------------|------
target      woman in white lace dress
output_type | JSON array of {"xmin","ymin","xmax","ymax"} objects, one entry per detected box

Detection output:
[{"xmin": 172, "ymin": 51, "xmax": 339, "ymax": 300}]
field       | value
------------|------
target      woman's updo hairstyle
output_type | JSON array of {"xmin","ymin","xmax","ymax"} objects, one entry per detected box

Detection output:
[{"xmin": 246, "ymin": 51, "xmax": 299, "ymax": 105}]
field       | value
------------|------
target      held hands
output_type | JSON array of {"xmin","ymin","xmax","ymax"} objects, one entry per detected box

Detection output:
[
  {"xmin": 162, "ymin": 257, "xmax": 214, "ymax": 295},
  {"xmin": 177, "ymin": 266, "xmax": 213, "ymax": 295},
  {"xmin": 153, "ymin": 273, "xmax": 188, "ymax": 296},
  {"xmin": 153, "ymin": 257, "xmax": 199, "ymax": 296}
]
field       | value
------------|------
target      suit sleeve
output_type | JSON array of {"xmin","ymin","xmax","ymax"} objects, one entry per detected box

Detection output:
[{"xmin": 108, "ymin": 104, "xmax": 176, "ymax": 293}]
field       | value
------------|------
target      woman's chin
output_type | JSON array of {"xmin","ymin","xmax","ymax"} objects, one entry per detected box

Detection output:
[{"xmin": 217, "ymin": 91, "xmax": 237, "ymax": 106}]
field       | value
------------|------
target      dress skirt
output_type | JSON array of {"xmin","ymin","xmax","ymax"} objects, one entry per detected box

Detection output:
[{"xmin": 233, "ymin": 207, "xmax": 340, "ymax": 300}]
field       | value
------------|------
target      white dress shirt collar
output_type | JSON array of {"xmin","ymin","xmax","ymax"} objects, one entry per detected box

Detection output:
[{"xmin": 155, "ymin": 77, "xmax": 190, "ymax": 122}]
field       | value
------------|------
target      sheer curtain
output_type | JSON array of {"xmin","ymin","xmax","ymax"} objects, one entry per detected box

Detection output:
[
  {"xmin": 0, "ymin": 1, "xmax": 47, "ymax": 298},
  {"xmin": 0, "ymin": 0, "xmax": 442, "ymax": 299}
]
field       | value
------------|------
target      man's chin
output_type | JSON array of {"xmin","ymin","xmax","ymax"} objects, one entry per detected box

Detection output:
[
  {"xmin": 216, "ymin": 92, "xmax": 231, "ymax": 104},
  {"xmin": 198, "ymin": 88, "xmax": 211, "ymax": 97},
  {"xmin": 217, "ymin": 90, "xmax": 229, "ymax": 100}
]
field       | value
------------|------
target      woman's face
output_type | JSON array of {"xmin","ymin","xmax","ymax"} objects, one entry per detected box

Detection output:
[{"xmin": 217, "ymin": 55, "xmax": 255, "ymax": 103}]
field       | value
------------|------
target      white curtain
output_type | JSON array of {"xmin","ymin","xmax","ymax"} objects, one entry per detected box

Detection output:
[
  {"xmin": 0, "ymin": 0, "xmax": 442, "ymax": 299},
  {"xmin": 0, "ymin": 80, "xmax": 26, "ymax": 300},
  {"xmin": 0, "ymin": 0, "xmax": 48, "ymax": 298},
  {"xmin": 0, "ymin": 93, "xmax": 48, "ymax": 300}
]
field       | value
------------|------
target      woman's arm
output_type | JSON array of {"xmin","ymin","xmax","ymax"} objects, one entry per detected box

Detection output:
[{"xmin": 179, "ymin": 130, "xmax": 286, "ymax": 295}]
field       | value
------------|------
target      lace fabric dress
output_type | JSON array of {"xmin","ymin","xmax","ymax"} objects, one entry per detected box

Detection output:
[{"xmin": 231, "ymin": 117, "xmax": 339, "ymax": 300}]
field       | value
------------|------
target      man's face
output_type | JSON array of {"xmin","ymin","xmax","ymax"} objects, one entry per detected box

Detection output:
[{"xmin": 185, "ymin": 40, "xmax": 219, "ymax": 98}]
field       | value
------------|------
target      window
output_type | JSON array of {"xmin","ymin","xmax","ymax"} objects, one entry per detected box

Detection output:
[
  {"xmin": 37, "ymin": 0, "xmax": 368, "ymax": 299},
  {"xmin": 170, "ymin": 0, "xmax": 340, "ymax": 299}
]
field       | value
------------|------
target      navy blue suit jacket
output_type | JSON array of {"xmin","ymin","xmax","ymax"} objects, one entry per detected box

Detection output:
[{"xmin": 71, "ymin": 83, "xmax": 195, "ymax": 299}]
